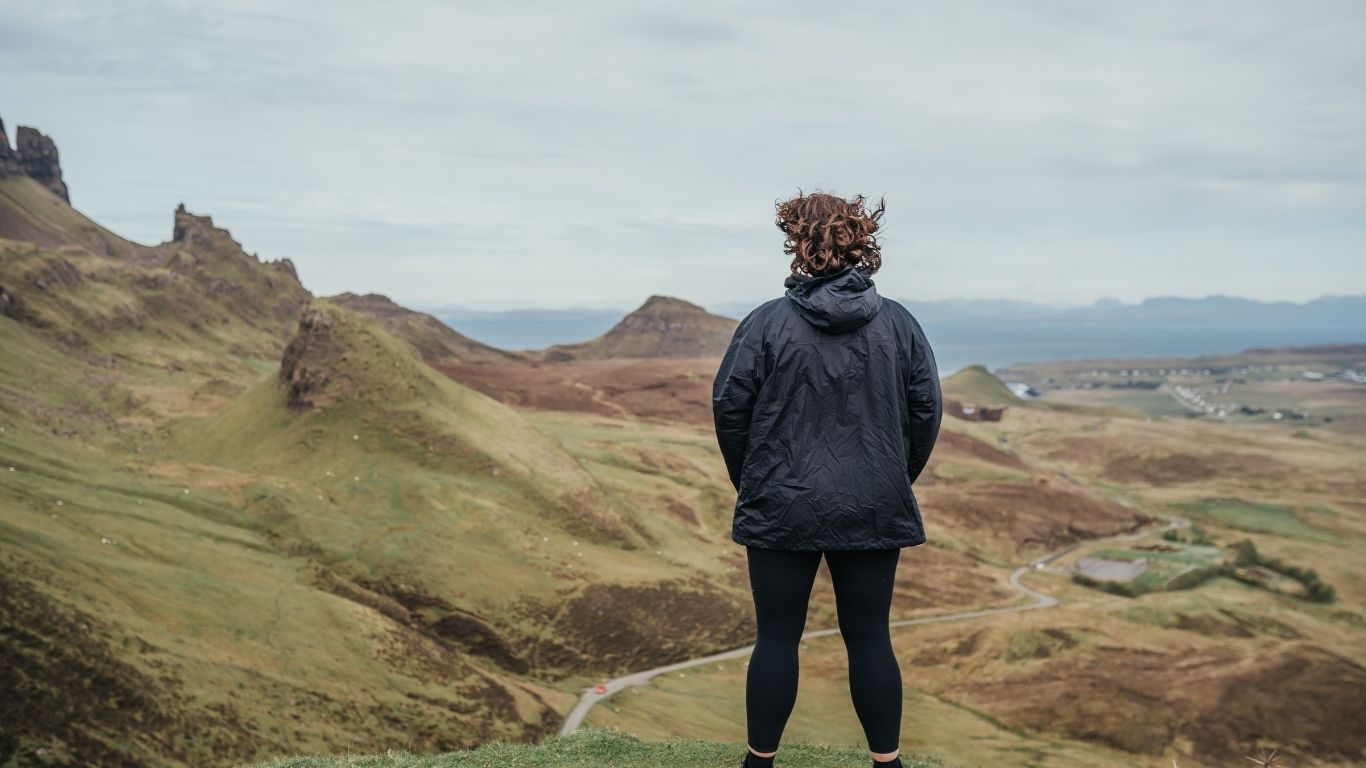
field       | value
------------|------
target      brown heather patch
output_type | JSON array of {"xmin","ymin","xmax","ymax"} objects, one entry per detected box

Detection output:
[
  {"xmin": 436, "ymin": 357, "xmax": 720, "ymax": 426},
  {"xmin": 919, "ymin": 479, "xmax": 1151, "ymax": 555},
  {"xmin": 934, "ymin": 429, "xmax": 1027, "ymax": 470},
  {"xmin": 512, "ymin": 577, "xmax": 752, "ymax": 680},
  {"xmin": 0, "ymin": 563, "xmax": 262, "ymax": 767},
  {"xmin": 958, "ymin": 644, "xmax": 1366, "ymax": 764}
]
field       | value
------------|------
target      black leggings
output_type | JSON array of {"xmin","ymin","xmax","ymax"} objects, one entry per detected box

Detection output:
[{"xmin": 745, "ymin": 546, "xmax": 902, "ymax": 754}]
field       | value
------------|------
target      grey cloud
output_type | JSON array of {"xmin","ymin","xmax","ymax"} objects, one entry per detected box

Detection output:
[{"xmin": 1, "ymin": 0, "xmax": 1362, "ymax": 309}]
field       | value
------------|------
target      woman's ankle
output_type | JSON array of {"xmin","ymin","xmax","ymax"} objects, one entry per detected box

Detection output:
[
  {"xmin": 871, "ymin": 750, "xmax": 902, "ymax": 767},
  {"xmin": 743, "ymin": 748, "xmax": 776, "ymax": 767}
]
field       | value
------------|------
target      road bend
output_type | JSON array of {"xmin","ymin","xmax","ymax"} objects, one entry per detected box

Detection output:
[{"xmin": 560, "ymin": 517, "xmax": 1187, "ymax": 735}]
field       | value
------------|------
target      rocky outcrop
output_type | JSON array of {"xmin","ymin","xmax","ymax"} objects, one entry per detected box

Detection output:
[
  {"xmin": 171, "ymin": 203, "xmax": 241, "ymax": 249},
  {"xmin": 278, "ymin": 306, "xmax": 342, "ymax": 411},
  {"xmin": 0, "ymin": 117, "xmax": 69, "ymax": 202},
  {"xmin": 0, "ymin": 283, "xmax": 23, "ymax": 320},
  {"xmin": 16, "ymin": 126, "xmax": 68, "ymax": 202},
  {"xmin": 166, "ymin": 204, "xmax": 302, "ymax": 292},
  {"xmin": 0, "ymin": 119, "xmax": 17, "ymax": 176}
]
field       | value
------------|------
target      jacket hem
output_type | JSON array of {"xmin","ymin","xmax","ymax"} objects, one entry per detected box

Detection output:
[{"xmin": 731, "ymin": 530, "xmax": 926, "ymax": 551}]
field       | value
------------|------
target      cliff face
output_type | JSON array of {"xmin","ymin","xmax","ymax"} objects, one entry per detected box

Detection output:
[
  {"xmin": 0, "ymin": 118, "xmax": 69, "ymax": 202},
  {"xmin": 0, "ymin": 120, "xmax": 15, "ymax": 175},
  {"xmin": 168, "ymin": 202, "xmax": 299, "ymax": 279}
]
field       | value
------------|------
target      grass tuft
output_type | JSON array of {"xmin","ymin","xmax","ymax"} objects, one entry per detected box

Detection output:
[{"xmin": 243, "ymin": 726, "xmax": 948, "ymax": 768}]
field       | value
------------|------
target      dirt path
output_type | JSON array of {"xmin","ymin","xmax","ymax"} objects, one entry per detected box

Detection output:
[{"xmin": 559, "ymin": 517, "xmax": 1187, "ymax": 735}]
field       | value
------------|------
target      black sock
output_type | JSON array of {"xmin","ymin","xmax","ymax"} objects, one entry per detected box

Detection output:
[
  {"xmin": 873, "ymin": 756, "xmax": 902, "ymax": 768},
  {"xmin": 744, "ymin": 751, "xmax": 775, "ymax": 768}
]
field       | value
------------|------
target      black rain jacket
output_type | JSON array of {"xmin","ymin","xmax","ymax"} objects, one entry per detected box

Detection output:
[{"xmin": 711, "ymin": 264, "xmax": 943, "ymax": 551}]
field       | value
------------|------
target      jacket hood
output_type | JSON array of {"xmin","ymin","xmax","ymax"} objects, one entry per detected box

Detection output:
[{"xmin": 783, "ymin": 264, "xmax": 883, "ymax": 332}]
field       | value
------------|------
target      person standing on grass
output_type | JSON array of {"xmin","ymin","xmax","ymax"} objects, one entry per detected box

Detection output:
[{"xmin": 712, "ymin": 189, "xmax": 943, "ymax": 768}]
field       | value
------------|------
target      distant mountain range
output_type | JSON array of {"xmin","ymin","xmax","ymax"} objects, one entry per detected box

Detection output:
[
  {"xmin": 456, "ymin": 293, "xmax": 1365, "ymax": 335},
  {"xmin": 883, "ymin": 294, "xmax": 1366, "ymax": 329},
  {"xmin": 895, "ymin": 295, "xmax": 1366, "ymax": 374},
  {"xmin": 421, "ymin": 294, "xmax": 1366, "ymax": 375}
]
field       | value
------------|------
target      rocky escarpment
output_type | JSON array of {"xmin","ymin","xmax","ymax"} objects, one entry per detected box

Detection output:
[
  {"xmin": 157, "ymin": 203, "xmax": 308, "ymax": 329},
  {"xmin": 168, "ymin": 203, "xmax": 298, "ymax": 280},
  {"xmin": 0, "ymin": 117, "xmax": 69, "ymax": 202},
  {"xmin": 535, "ymin": 295, "xmax": 738, "ymax": 361}
]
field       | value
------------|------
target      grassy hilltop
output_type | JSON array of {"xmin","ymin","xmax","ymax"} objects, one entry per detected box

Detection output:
[{"xmin": 246, "ymin": 727, "xmax": 946, "ymax": 768}]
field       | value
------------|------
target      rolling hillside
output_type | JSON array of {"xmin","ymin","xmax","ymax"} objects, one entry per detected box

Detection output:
[{"xmin": 0, "ymin": 128, "xmax": 758, "ymax": 765}]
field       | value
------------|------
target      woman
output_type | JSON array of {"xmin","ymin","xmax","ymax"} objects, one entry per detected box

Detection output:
[{"xmin": 712, "ymin": 190, "xmax": 943, "ymax": 768}]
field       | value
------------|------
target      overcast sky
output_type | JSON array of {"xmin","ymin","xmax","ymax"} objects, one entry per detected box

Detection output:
[{"xmin": 2, "ymin": 1, "xmax": 1363, "ymax": 310}]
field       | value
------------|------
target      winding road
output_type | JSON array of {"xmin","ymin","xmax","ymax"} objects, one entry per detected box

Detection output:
[{"xmin": 559, "ymin": 517, "xmax": 1188, "ymax": 735}]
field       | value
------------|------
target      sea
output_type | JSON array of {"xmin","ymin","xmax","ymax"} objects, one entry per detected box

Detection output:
[{"xmin": 437, "ymin": 309, "xmax": 1364, "ymax": 379}]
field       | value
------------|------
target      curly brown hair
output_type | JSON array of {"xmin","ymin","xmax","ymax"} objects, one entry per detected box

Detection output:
[{"xmin": 775, "ymin": 189, "xmax": 886, "ymax": 277}]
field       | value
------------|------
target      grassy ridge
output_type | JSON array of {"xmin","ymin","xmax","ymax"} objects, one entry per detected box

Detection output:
[
  {"xmin": 0, "ymin": 176, "xmax": 143, "ymax": 257},
  {"xmin": 246, "ymin": 727, "xmax": 946, "ymax": 768}
]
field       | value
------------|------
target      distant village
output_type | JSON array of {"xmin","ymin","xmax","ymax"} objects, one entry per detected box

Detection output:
[{"xmin": 1002, "ymin": 362, "xmax": 1365, "ymax": 426}]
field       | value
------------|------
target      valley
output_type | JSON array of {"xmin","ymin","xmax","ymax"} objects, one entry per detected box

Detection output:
[{"xmin": 1, "ymin": 122, "xmax": 1363, "ymax": 767}]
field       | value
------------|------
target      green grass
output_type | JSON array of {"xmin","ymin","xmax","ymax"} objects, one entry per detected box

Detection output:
[
  {"xmin": 1072, "ymin": 542, "xmax": 1231, "ymax": 595},
  {"xmin": 931, "ymin": 461, "xmax": 1031, "ymax": 483},
  {"xmin": 1039, "ymin": 388, "xmax": 1192, "ymax": 418},
  {"xmin": 1169, "ymin": 498, "xmax": 1337, "ymax": 542},
  {"xmin": 1127, "ymin": 561, "xmax": 1198, "ymax": 592},
  {"xmin": 243, "ymin": 727, "xmax": 947, "ymax": 768}
]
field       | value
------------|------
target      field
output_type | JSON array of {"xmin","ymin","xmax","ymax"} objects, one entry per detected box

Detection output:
[{"xmin": 575, "ymin": 376, "xmax": 1366, "ymax": 768}]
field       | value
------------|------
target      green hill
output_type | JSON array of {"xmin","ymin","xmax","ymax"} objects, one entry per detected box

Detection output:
[
  {"xmin": 940, "ymin": 364, "xmax": 1022, "ymax": 406},
  {"xmin": 180, "ymin": 298, "xmax": 593, "ymax": 491},
  {"xmin": 245, "ymin": 727, "xmax": 947, "ymax": 768},
  {"xmin": 941, "ymin": 363, "xmax": 1137, "ymax": 418}
]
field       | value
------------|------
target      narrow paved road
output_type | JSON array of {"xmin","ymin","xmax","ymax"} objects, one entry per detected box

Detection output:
[{"xmin": 560, "ymin": 517, "xmax": 1187, "ymax": 735}]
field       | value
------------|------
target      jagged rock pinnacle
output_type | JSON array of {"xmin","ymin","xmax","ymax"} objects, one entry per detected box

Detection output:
[
  {"xmin": 171, "ymin": 204, "xmax": 244, "ymax": 251},
  {"xmin": 0, "ymin": 117, "xmax": 70, "ymax": 202}
]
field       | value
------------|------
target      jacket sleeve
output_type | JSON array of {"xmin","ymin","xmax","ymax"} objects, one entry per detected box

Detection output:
[
  {"xmin": 712, "ymin": 312, "xmax": 767, "ymax": 491},
  {"xmin": 906, "ymin": 314, "xmax": 942, "ymax": 485}
]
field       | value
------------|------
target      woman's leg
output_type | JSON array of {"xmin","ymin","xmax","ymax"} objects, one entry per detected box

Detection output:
[
  {"xmin": 745, "ymin": 546, "xmax": 823, "ymax": 756},
  {"xmin": 825, "ymin": 548, "xmax": 903, "ymax": 760}
]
